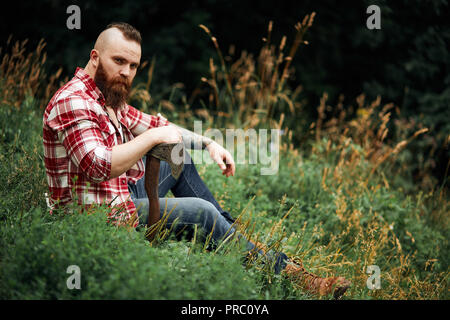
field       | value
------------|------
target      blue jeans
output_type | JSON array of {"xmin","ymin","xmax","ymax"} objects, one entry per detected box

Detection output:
[{"xmin": 128, "ymin": 152, "xmax": 288, "ymax": 274}]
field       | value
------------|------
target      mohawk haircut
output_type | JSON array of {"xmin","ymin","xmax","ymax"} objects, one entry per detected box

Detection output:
[{"xmin": 105, "ymin": 22, "xmax": 142, "ymax": 45}]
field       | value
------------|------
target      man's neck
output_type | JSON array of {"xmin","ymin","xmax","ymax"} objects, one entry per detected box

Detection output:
[
  {"xmin": 84, "ymin": 62, "xmax": 96, "ymax": 82},
  {"xmin": 106, "ymin": 105, "xmax": 119, "ymax": 128}
]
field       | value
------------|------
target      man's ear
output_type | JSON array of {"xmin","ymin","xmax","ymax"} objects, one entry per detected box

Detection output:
[{"xmin": 90, "ymin": 49, "xmax": 100, "ymax": 68}]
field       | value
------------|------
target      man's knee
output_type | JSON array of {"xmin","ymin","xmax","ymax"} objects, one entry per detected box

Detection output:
[{"xmin": 189, "ymin": 198, "xmax": 221, "ymax": 220}]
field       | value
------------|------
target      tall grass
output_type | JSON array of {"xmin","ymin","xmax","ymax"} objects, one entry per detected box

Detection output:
[
  {"xmin": 0, "ymin": 37, "xmax": 63, "ymax": 110},
  {"xmin": 194, "ymin": 14, "xmax": 315, "ymax": 129},
  {"xmin": 180, "ymin": 13, "xmax": 448, "ymax": 299}
]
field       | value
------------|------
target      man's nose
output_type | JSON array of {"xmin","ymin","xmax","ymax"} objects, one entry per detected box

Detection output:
[{"xmin": 120, "ymin": 65, "xmax": 131, "ymax": 77}]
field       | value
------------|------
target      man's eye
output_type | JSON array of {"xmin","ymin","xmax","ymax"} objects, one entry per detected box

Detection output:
[{"xmin": 115, "ymin": 58, "xmax": 123, "ymax": 64}]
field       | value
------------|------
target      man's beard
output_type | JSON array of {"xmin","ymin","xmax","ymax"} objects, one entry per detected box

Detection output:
[{"xmin": 94, "ymin": 60, "xmax": 132, "ymax": 109}]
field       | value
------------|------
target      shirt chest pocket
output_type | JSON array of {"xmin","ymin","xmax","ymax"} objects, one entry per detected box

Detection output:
[{"xmin": 98, "ymin": 118, "xmax": 118, "ymax": 147}]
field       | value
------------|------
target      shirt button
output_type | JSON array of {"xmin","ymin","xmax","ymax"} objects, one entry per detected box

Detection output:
[{"xmin": 121, "ymin": 178, "xmax": 127, "ymax": 185}]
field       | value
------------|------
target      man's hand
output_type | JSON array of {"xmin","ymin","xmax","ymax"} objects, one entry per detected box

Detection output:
[
  {"xmin": 167, "ymin": 123, "xmax": 235, "ymax": 177},
  {"xmin": 152, "ymin": 125, "xmax": 183, "ymax": 145},
  {"xmin": 206, "ymin": 141, "xmax": 235, "ymax": 177}
]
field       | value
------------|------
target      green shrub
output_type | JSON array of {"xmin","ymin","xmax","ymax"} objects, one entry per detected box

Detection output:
[
  {"xmin": 0, "ymin": 97, "xmax": 48, "ymax": 218},
  {"xmin": 0, "ymin": 206, "xmax": 264, "ymax": 299}
]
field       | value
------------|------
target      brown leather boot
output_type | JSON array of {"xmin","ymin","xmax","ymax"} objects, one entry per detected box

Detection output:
[
  {"xmin": 251, "ymin": 242, "xmax": 351, "ymax": 299},
  {"xmin": 283, "ymin": 260, "xmax": 351, "ymax": 299}
]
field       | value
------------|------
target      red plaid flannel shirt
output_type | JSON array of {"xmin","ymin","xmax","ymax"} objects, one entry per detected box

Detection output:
[{"xmin": 43, "ymin": 67, "xmax": 169, "ymax": 225}]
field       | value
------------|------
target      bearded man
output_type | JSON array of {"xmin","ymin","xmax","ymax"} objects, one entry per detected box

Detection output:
[{"xmin": 42, "ymin": 22, "xmax": 350, "ymax": 299}]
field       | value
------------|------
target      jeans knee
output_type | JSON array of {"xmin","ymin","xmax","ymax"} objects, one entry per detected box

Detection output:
[
  {"xmin": 186, "ymin": 198, "xmax": 224, "ymax": 231},
  {"xmin": 192, "ymin": 198, "xmax": 220, "ymax": 221}
]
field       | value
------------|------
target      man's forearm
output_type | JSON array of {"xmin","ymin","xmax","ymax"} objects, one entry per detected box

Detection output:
[
  {"xmin": 110, "ymin": 123, "xmax": 209, "ymax": 179},
  {"xmin": 171, "ymin": 124, "xmax": 214, "ymax": 150},
  {"xmin": 110, "ymin": 129, "xmax": 161, "ymax": 178}
]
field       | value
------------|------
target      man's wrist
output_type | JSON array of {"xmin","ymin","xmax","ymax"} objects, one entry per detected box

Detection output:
[
  {"xmin": 203, "ymin": 137, "xmax": 215, "ymax": 150},
  {"xmin": 146, "ymin": 128, "xmax": 162, "ymax": 146}
]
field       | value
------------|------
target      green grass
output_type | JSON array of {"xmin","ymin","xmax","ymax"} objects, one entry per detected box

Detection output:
[{"xmin": 0, "ymin": 97, "xmax": 448, "ymax": 299}]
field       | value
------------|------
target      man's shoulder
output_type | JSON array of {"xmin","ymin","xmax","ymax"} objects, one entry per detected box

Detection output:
[
  {"xmin": 49, "ymin": 76, "xmax": 90, "ymax": 104},
  {"xmin": 45, "ymin": 77, "xmax": 101, "ymax": 118}
]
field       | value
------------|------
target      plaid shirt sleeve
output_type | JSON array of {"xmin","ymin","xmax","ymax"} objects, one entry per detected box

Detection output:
[
  {"xmin": 46, "ymin": 95, "xmax": 112, "ymax": 183},
  {"xmin": 126, "ymin": 105, "xmax": 170, "ymax": 136}
]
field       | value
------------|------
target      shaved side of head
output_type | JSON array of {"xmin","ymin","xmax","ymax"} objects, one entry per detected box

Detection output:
[{"xmin": 94, "ymin": 27, "xmax": 122, "ymax": 53}]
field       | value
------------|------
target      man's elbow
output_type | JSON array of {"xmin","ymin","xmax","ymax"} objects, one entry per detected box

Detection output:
[
  {"xmin": 108, "ymin": 167, "xmax": 124, "ymax": 180},
  {"xmin": 85, "ymin": 169, "xmax": 110, "ymax": 184},
  {"xmin": 79, "ymin": 148, "xmax": 112, "ymax": 183}
]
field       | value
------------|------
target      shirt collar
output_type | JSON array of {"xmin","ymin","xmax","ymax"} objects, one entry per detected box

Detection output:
[
  {"xmin": 117, "ymin": 104, "xmax": 130, "ymax": 127},
  {"xmin": 74, "ymin": 67, "xmax": 106, "ymax": 105}
]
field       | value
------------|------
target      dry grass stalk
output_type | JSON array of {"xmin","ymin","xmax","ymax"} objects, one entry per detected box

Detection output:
[
  {"xmin": 197, "ymin": 13, "xmax": 315, "ymax": 129},
  {"xmin": 0, "ymin": 37, "xmax": 62, "ymax": 109}
]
